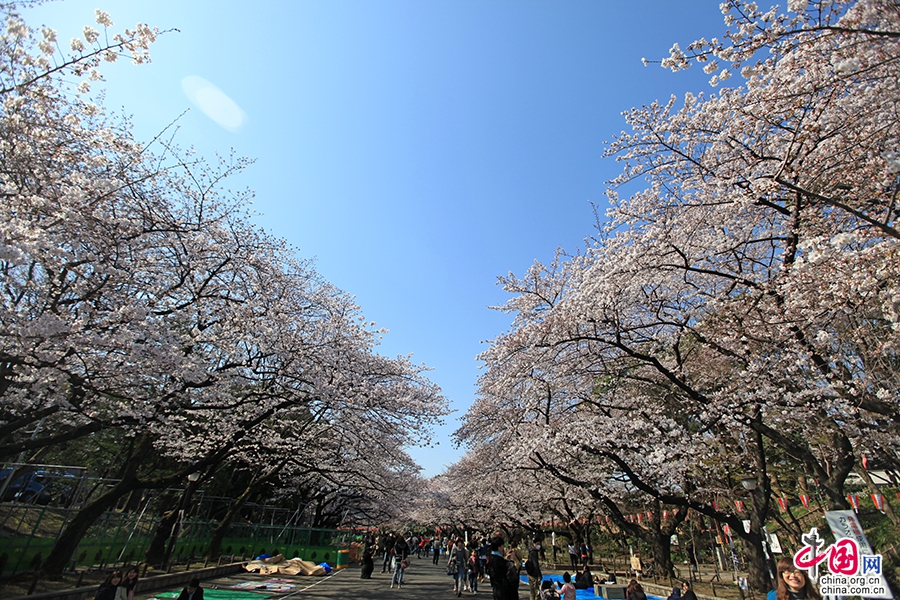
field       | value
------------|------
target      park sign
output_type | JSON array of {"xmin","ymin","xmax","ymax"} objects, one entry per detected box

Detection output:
[
  {"xmin": 790, "ymin": 511, "xmax": 892, "ymax": 599},
  {"xmin": 824, "ymin": 510, "xmax": 893, "ymax": 599}
]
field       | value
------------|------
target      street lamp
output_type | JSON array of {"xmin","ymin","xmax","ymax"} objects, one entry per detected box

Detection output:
[{"xmin": 740, "ymin": 476, "xmax": 757, "ymax": 491}]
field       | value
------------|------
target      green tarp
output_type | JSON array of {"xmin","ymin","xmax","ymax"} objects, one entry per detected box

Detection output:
[{"xmin": 152, "ymin": 589, "xmax": 271, "ymax": 600}]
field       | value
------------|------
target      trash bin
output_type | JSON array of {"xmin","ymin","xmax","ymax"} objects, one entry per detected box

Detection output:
[{"xmin": 336, "ymin": 549, "xmax": 349, "ymax": 569}]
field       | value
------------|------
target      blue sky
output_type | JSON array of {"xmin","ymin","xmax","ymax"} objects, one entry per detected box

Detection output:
[{"xmin": 26, "ymin": 1, "xmax": 727, "ymax": 476}]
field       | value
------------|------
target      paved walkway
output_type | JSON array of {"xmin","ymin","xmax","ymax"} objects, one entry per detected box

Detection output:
[{"xmin": 137, "ymin": 557, "xmax": 490, "ymax": 600}]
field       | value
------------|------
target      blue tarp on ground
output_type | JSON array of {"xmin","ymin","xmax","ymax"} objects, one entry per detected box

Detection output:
[
  {"xmin": 522, "ymin": 574, "xmax": 664, "ymax": 600},
  {"xmin": 519, "ymin": 573, "xmax": 597, "ymax": 599}
]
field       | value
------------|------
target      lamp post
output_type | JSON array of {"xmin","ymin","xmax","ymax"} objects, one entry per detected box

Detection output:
[
  {"xmin": 740, "ymin": 476, "xmax": 775, "ymax": 586},
  {"xmin": 164, "ymin": 472, "xmax": 200, "ymax": 570}
]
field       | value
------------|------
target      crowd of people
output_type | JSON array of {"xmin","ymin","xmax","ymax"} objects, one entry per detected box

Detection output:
[
  {"xmin": 357, "ymin": 532, "xmax": 625, "ymax": 600},
  {"xmin": 91, "ymin": 533, "xmax": 824, "ymax": 600},
  {"xmin": 355, "ymin": 531, "xmax": 826, "ymax": 600},
  {"xmin": 362, "ymin": 531, "xmax": 491, "ymax": 594}
]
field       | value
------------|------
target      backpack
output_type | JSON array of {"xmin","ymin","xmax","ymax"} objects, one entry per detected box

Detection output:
[{"xmin": 507, "ymin": 561, "xmax": 520, "ymax": 588}]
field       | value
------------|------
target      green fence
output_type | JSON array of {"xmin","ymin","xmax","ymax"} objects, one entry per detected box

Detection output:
[{"xmin": 0, "ymin": 504, "xmax": 348, "ymax": 577}]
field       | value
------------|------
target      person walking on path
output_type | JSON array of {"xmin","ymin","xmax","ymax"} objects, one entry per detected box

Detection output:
[
  {"xmin": 526, "ymin": 537, "xmax": 543, "ymax": 600},
  {"xmin": 380, "ymin": 532, "xmax": 394, "ymax": 573},
  {"xmin": 468, "ymin": 544, "xmax": 480, "ymax": 595},
  {"xmin": 360, "ymin": 547, "xmax": 375, "ymax": 579},
  {"xmin": 449, "ymin": 537, "xmax": 468, "ymax": 596},
  {"xmin": 391, "ymin": 534, "xmax": 411, "ymax": 588},
  {"xmin": 507, "ymin": 544, "xmax": 523, "ymax": 600},
  {"xmin": 567, "ymin": 543, "xmax": 578, "ymax": 570},
  {"xmin": 433, "ymin": 537, "xmax": 443, "ymax": 565},
  {"xmin": 478, "ymin": 538, "xmax": 489, "ymax": 580}
]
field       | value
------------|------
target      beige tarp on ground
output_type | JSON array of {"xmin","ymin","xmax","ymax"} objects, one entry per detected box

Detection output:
[{"xmin": 244, "ymin": 555, "xmax": 327, "ymax": 576}]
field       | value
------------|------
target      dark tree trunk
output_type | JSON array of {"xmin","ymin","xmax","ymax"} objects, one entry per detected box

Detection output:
[
  {"xmin": 205, "ymin": 480, "xmax": 257, "ymax": 560},
  {"xmin": 744, "ymin": 532, "xmax": 771, "ymax": 594},
  {"xmin": 144, "ymin": 496, "xmax": 180, "ymax": 566},
  {"xmin": 818, "ymin": 427, "xmax": 855, "ymax": 510},
  {"xmin": 40, "ymin": 474, "xmax": 142, "ymax": 576},
  {"xmin": 640, "ymin": 499, "xmax": 686, "ymax": 579},
  {"xmin": 648, "ymin": 529, "xmax": 674, "ymax": 580},
  {"xmin": 39, "ymin": 434, "xmax": 155, "ymax": 577},
  {"xmin": 206, "ymin": 463, "xmax": 284, "ymax": 560}
]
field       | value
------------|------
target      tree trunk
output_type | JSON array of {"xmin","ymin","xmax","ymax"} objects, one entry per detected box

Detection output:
[
  {"xmin": 39, "ymin": 434, "xmax": 153, "ymax": 577},
  {"xmin": 205, "ymin": 463, "xmax": 284, "ymax": 560},
  {"xmin": 40, "ymin": 474, "xmax": 142, "ymax": 577},
  {"xmin": 744, "ymin": 532, "xmax": 771, "ymax": 594},
  {"xmin": 143, "ymin": 496, "xmax": 180, "ymax": 566},
  {"xmin": 205, "ymin": 480, "xmax": 257, "ymax": 560},
  {"xmin": 641, "ymin": 499, "xmax": 677, "ymax": 579},
  {"xmin": 647, "ymin": 528, "xmax": 674, "ymax": 580},
  {"xmin": 817, "ymin": 428, "xmax": 855, "ymax": 510}
]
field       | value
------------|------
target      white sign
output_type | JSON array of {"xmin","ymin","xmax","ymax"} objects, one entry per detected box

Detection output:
[
  {"xmin": 821, "ymin": 510, "xmax": 893, "ymax": 599},
  {"xmin": 767, "ymin": 532, "xmax": 782, "ymax": 554}
]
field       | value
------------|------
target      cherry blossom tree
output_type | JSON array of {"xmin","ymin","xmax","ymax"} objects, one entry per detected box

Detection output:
[
  {"xmin": 456, "ymin": 0, "xmax": 899, "ymax": 593},
  {"xmin": 606, "ymin": 0, "xmax": 900, "ymax": 507},
  {"xmin": 0, "ymin": 1, "xmax": 448, "ymax": 576}
]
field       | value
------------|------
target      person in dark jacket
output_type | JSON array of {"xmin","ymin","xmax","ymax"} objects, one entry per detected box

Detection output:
[
  {"xmin": 627, "ymin": 580, "xmax": 647, "ymax": 600},
  {"xmin": 176, "ymin": 578, "xmax": 203, "ymax": 600},
  {"xmin": 488, "ymin": 536, "xmax": 514, "ymax": 600},
  {"xmin": 680, "ymin": 581, "xmax": 698, "ymax": 600},
  {"xmin": 93, "ymin": 571, "xmax": 123, "ymax": 600},
  {"xmin": 574, "ymin": 565, "xmax": 593, "ymax": 589},
  {"xmin": 527, "ymin": 537, "xmax": 543, "ymax": 600},
  {"xmin": 380, "ymin": 532, "xmax": 394, "ymax": 572},
  {"xmin": 391, "ymin": 534, "xmax": 411, "ymax": 588},
  {"xmin": 121, "ymin": 566, "xmax": 139, "ymax": 600},
  {"xmin": 360, "ymin": 547, "xmax": 375, "ymax": 578}
]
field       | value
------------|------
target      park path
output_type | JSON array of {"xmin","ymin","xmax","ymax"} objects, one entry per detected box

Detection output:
[{"xmin": 137, "ymin": 555, "xmax": 484, "ymax": 600}]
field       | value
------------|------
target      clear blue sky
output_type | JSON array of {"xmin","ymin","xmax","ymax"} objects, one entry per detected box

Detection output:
[{"xmin": 27, "ymin": 1, "xmax": 726, "ymax": 477}]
